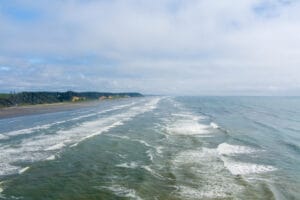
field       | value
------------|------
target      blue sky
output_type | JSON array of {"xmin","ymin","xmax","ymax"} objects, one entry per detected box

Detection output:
[{"xmin": 0, "ymin": 0, "xmax": 300, "ymax": 95}]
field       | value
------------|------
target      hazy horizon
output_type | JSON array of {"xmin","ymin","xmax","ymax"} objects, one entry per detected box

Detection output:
[{"xmin": 1, "ymin": 0, "xmax": 300, "ymax": 95}]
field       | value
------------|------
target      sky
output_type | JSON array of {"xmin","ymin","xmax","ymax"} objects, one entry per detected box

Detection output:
[{"xmin": 0, "ymin": 0, "xmax": 300, "ymax": 95}]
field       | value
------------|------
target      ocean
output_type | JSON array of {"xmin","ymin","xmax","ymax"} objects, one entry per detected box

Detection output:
[{"xmin": 0, "ymin": 96, "xmax": 299, "ymax": 199}]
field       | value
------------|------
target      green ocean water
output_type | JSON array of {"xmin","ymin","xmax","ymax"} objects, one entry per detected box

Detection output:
[{"xmin": 0, "ymin": 97, "xmax": 299, "ymax": 199}]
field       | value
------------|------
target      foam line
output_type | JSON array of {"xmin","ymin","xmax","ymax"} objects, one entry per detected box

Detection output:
[
  {"xmin": 45, "ymin": 143, "xmax": 65, "ymax": 151},
  {"xmin": 1, "ymin": 102, "xmax": 137, "ymax": 138},
  {"xmin": 141, "ymin": 165, "xmax": 165, "ymax": 180},
  {"xmin": 132, "ymin": 139, "xmax": 151, "ymax": 147},
  {"xmin": 222, "ymin": 157, "xmax": 277, "ymax": 175},
  {"xmin": 46, "ymin": 155, "xmax": 56, "ymax": 160},
  {"xmin": 98, "ymin": 185, "xmax": 143, "ymax": 200},
  {"xmin": 19, "ymin": 166, "xmax": 30, "ymax": 174},
  {"xmin": 116, "ymin": 162, "xmax": 139, "ymax": 169},
  {"xmin": 0, "ymin": 98, "xmax": 161, "ymax": 177},
  {"xmin": 217, "ymin": 143, "xmax": 257, "ymax": 155}
]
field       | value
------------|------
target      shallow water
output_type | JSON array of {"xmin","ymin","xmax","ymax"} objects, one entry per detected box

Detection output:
[{"xmin": 0, "ymin": 96, "xmax": 299, "ymax": 199}]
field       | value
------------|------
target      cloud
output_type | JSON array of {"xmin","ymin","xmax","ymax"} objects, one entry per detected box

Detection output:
[
  {"xmin": 0, "ymin": 0, "xmax": 300, "ymax": 95},
  {"xmin": 0, "ymin": 66, "xmax": 11, "ymax": 71}
]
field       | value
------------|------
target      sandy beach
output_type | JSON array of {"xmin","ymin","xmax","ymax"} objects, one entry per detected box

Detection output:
[{"xmin": 0, "ymin": 101, "xmax": 103, "ymax": 119}]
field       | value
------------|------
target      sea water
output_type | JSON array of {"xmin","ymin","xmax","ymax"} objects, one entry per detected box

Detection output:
[{"xmin": 0, "ymin": 96, "xmax": 299, "ymax": 199}]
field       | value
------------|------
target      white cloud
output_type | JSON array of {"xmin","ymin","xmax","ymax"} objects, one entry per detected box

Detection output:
[
  {"xmin": 0, "ymin": 0, "xmax": 300, "ymax": 95},
  {"xmin": 0, "ymin": 66, "xmax": 11, "ymax": 71}
]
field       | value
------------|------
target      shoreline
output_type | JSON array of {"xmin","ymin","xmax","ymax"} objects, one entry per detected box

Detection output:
[{"xmin": 0, "ymin": 100, "xmax": 105, "ymax": 119}]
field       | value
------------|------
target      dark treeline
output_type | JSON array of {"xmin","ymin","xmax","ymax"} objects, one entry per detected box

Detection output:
[{"xmin": 0, "ymin": 91, "xmax": 143, "ymax": 107}]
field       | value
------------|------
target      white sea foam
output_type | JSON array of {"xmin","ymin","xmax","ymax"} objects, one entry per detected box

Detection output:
[
  {"xmin": 217, "ymin": 143, "xmax": 257, "ymax": 155},
  {"xmin": 141, "ymin": 165, "xmax": 165, "ymax": 179},
  {"xmin": 171, "ymin": 113, "xmax": 203, "ymax": 121},
  {"xmin": 167, "ymin": 98, "xmax": 184, "ymax": 109},
  {"xmin": 5, "ymin": 124, "xmax": 52, "ymax": 137},
  {"xmin": 107, "ymin": 134, "xmax": 130, "ymax": 140},
  {"xmin": 222, "ymin": 158, "xmax": 277, "ymax": 175},
  {"xmin": 166, "ymin": 110, "xmax": 210, "ymax": 135},
  {"xmin": 132, "ymin": 139, "xmax": 151, "ymax": 147},
  {"xmin": 117, "ymin": 154, "xmax": 127, "ymax": 159},
  {"xmin": 0, "ymin": 162, "xmax": 19, "ymax": 176},
  {"xmin": 0, "ymin": 181, "xmax": 4, "ymax": 194},
  {"xmin": 210, "ymin": 122, "xmax": 219, "ymax": 129},
  {"xmin": 19, "ymin": 166, "xmax": 30, "ymax": 174},
  {"xmin": 116, "ymin": 162, "xmax": 139, "ymax": 169},
  {"xmin": 70, "ymin": 143, "xmax": 79, "ymax": 147},
  {"xmin": 172, "ymin": 149, "xmax": 242, "ymax": 199},
  {"xmin": 217, "ymin": 143, "xmax": 276, "ymax": 175},
  {"xmin": 78, "ymin": 121, "xmax": 124, "ymax": 141},
  {"xmin": 179, "ymin": 186, "xmax": 228, "ymax": 199},
  {"xmin": 46, "ymin": 155, "xmax": 56, "ymax": 160},
  {"xmin": 173, "ymin": 148, "xmax": 219, "ymax": 166},
  {"xmin": 1, "ymin": 102, "xmax": 136, "ymax": 139},
  {"xmin": 98, "ymin": 185, "xmax": 143, "ymax": 200},
  {"xmin": 146, "ymin": 150, "xmax": 154, "ymax": 161},
  {"xmin": 45, "ymin": 143, "xmax": 65, "ymax": 151},
  {"xmin": 174, "ymin": 144, "xmax": 275, "ymax": 177},
  {"xmin": 155, "ymin": 146, "xmax": 163, "ymax": 154},
  {"xmin": 0, "ymin": 134, "xmax": 8, "ymax": 140},
  {"xmin": 167, "ymin": 120, "xmax": 209, "ymax": 135},
  {"xmin": 173, "ymin": 149, "xmax": 225, "ymax": 179},
  {"xmin": 0, "ymin": 98, "xmax": 161, "ymax": 177}
]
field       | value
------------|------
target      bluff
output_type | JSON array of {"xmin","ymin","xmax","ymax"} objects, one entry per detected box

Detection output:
[{"xmin": 0, "ymin": 91, "xmax": 143, "ymax": 107}]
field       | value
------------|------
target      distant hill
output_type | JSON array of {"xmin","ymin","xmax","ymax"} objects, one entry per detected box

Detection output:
[{"xmin": 0, "ymin": 91, "xmax": 143, "ymax": 108}]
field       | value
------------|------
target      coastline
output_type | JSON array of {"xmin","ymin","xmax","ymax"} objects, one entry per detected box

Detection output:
[{"xmin": 0, "ymin": 101, "xmax": 104, "ymax": 119}]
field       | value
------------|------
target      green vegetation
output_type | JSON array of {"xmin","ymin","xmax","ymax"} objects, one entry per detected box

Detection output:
[
  {"xmin": 0, "ymin": 91, "xmax": 143, "ymax": 108},
  {"xmin": 0, "ymin": 93, "xmax": 11, "ymax": 99}
]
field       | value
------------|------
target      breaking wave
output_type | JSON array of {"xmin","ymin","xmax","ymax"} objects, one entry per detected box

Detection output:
[{"xmin": 0, "ymin": 98, "xmax": 161, "ymax": 177}]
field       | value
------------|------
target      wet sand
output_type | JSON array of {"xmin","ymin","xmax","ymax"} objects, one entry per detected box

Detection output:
[{"xmin": 0, "ymin": 101, "xmax": 102, "ymax": 119}]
